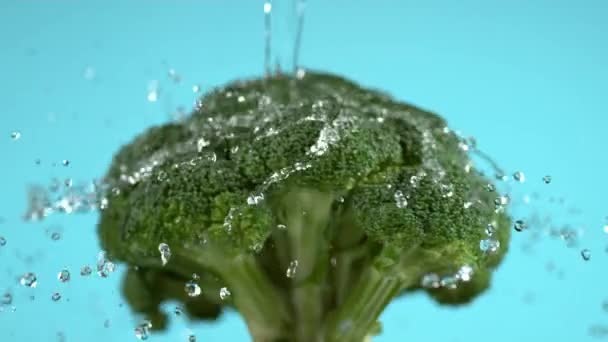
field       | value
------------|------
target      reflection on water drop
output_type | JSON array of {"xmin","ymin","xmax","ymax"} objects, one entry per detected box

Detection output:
[
  {"xmin": 480, "ymin": 239, "xmax": 500, "ymax": 253},
  {"xmin": 421, "ymin": 273, "xmax": 440, "ymax": 289},
  {"xmin": 219, "ymin": 287, "xmax": 231, "ymax": 300},
  {"xmin": 51, "ymin": 292, "xmax": 61, "ymax": 302},
  {"xmin": 184, "ymin": 280, "xmax": 201, "ymax": 297},
  {"xmin": 286, "ymin": 260, "xmax": 299, "ymax": 278},
  {"xmin": 158, "ymin": 243, "xmax": 171, "ymax": 266},
  {"xmin": 188, "ymin": 334, "xmax": 197, "ymax": 342},
  {"xmin": 393, "ymin": 190, "xmax": 408, "ymax": 208},
  {"xmin": 543, "ymin": 175, "xmax": 552, "ymax": 184}
]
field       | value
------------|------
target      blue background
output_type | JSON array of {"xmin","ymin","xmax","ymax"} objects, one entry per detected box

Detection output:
[{"xmin": 1, "ymin": 1, "xmax": 607, "ymax": 341}]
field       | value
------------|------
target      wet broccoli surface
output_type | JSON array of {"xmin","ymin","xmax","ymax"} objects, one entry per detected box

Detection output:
[{"xmin": 98, "ymin": 71, "xmax": 510, "ymax": 342}]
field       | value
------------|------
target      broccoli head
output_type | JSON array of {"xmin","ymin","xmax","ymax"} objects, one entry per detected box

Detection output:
[{"xmin": 98, "ymin": 71, "xmax": 510, "ymax": 342}]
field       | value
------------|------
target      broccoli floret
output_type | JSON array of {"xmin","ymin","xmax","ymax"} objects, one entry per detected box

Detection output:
[{"xmin": 98, "ymin": 71, "xmax": 510, "ymax": 342}]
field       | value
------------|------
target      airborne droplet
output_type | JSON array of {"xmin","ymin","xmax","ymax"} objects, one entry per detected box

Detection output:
[
  {"xmin": 581, "ymin": 249, "xmax": 591, "ymax": 261},
  {"xmin": 513, "ymin": 171, "xmax": 525, "ymax": 183},
  {"xmin": 51, "ymin": 292, "xmax": 61, "ymax": 302},
  {"xmin": 20, "ymin": 272, "xmax": 37, "ymax": 288},
  {"xmin": 134, "ymin": 322, "xmax": 151, "ymax": 340},
  {"xmin": 80, "ymin": 265, "xmax": 92, "ymax": 276},
  {"xmin": 57, "ymin": 269, "xmax": 71, "ymax": 283},
  {"xmin": 542, "ymin": 175, "xmax": 552, "ymax": 184},
  {"xmin": 514, "ymin": 220, "xmax": 527, "ymax": 232}
]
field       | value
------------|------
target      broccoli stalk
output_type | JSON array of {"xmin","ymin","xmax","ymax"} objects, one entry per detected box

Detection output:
[{"xmin": 98, "ymin": 71, "xmax": 510, "ymax": 342}]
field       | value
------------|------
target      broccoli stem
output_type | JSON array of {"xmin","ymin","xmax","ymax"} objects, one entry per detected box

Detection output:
[
  {"xmin": 223, "ymin": 255, "xmax": 291, "ymax": 341},
  {"xmin": 279, "ymin": 189, "xmax": 334, "ymax": 342},
  {"xmin": 174, "ymin": 248, "xmax": 291, "ymax": 342},
  {"xmin": 325, "ymin": 266, "xmax": 415, "ymax": 342}
]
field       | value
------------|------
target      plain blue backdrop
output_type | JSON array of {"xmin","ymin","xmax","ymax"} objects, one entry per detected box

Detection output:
[{"xmin": 1, "ymin": 1, "xmax": 607, "ymax": 341}]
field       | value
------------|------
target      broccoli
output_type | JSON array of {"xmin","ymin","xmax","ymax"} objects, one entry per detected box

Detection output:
[{"xmin": 98, "ymin": 71, "xmax": 511, "ymax": 342}]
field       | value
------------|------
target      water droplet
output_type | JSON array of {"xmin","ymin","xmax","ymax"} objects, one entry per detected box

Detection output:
[
  {"xmin": 57, "ymin": 269, "xmax": 70, "ymax": 283},
  {"xmin": 219, "ymin": 287, "xmax": 231, "ymax": 300},
  {"xmin": 134, "ymin": 322, "xmax": 151, "ymax": 340},
  {"xmin": 603, "ymin": 225, "xmax": 608, "ymax": 234},
  {"xmin": 20, "ymin": 272, "xmax": 37, "ymax": 287},
  {"xmin": 542, "ymin": 175, "xmax": 552, "ymax": 184},
  {"xmin": 167, "ymin": 68, "xmax": 181, "ymax": 83},
  {"xmin": 440, "ymin": 276, "xmax": 458, "ymax": 289},
  {"xmin": 158, "ymin": 243, "xmax": 171, "ymax": 266},
  {"xmin": 485, "ymin": 183, "xmax": 496, "ymax": 192},
  {"xmin": 10, "ymin": 131, "xmax": 21, "ymax": 140},
  {"xmin": 188, "ymin": 335, "xmax": 197, "ymax": 342},
  {"xmin": 514, "ymin": 220, "xmax": 527, "ymax": 232},
  {"xmin": 237, "ymin": 95, "xmax": 245, "ymax": 103},
  {"xmin": 247, "ymin": 193, "xmax": 265, "ymax": 205},
  {"xmin": 286, "ymin": 260, "xmax": 299, "ymax": 278},
  {"xmin": 196, "ymin": 138, "xmax": 210, "ymax": 152},
  {"xmin": 463, "ymin": 201, "xmax": 473, "ymax": 209},
  {"xmin": 184, "ymin": 280, "xmax": 201, "ymax": 297},
  {"xmin": 421, "ymin": 273, "xmax": 440, "ymax": 288},
  {"xmin": 440, "ymin": 184, "xmax": 454, "ymax": 198},
  {"xmin": 393, "ymin": 190, "xmax": 408, "ymax": 208},
  {"xmin": 276, "ymin": 224, "xmax": 287, "ymax": 230},
  {"xmin": 147, "ymin": 80, "xmax": 160, "ymax": 102},
  {"xmin": 83, "ymin": 66, "xmax": 96, "ymax": 80},
  {"xmin": 457, "ymin": 265, "xmax": 474, "ymax": 282},
  {"xmin": 602, "ymin": 299, "xmax": 608, "ymax": 312},
  {"xmin": 192, "ymin": 84, "xmax": 201, "ymax": 93},
  {"xmin": 174, "ymin": 306, "xmax": 183, "ymax": 316},
  {"xmin": 51, "ymin": 292, "xmax": 61, "ymax": 301},
  {"xmin": 480, "ymin": 239, "xmax": 500, "ymax": 253},
  {"xmin": 64, "ymin": 178, "xmax": 72, "ymax": 188},
  {"xmin": 104, "ymin": 319, "xmax": 111, "ymax": 328},
  {"xmin": 0, "ymin": 236, "xmax": 6, "ymax": 246},
  {"xmin": 589, "ymin": 325, "xmax": 608, "ymax": 338},
  {"xmin": 80, "ymin": 265, "xmax": 93, "ymax": 277},
  {"xmin": 1, "ymin": 293, "xmax": 12, "ymax": 305},
  {"xmin": 263, "ymin": 2, "xmax": 272, "ymax": 14},
  {"xmin": 485, "ymin": 223, "xmax": 497, "ymax": 236},
  {"xmin": 581, "ymin": 249, "xmax": 591, "ymax": 261},
  {"xmin": 513, "ymin": 171, "xmax": 525, "ymax": 183},
  {"xmin": 97, "ymin": 251, "xmax": 116, "ymax": 277}
]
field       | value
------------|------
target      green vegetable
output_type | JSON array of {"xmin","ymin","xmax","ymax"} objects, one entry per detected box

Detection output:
[{"xmin": 98, "ymin": 71, "xmax": 510, "ymax": 342}]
